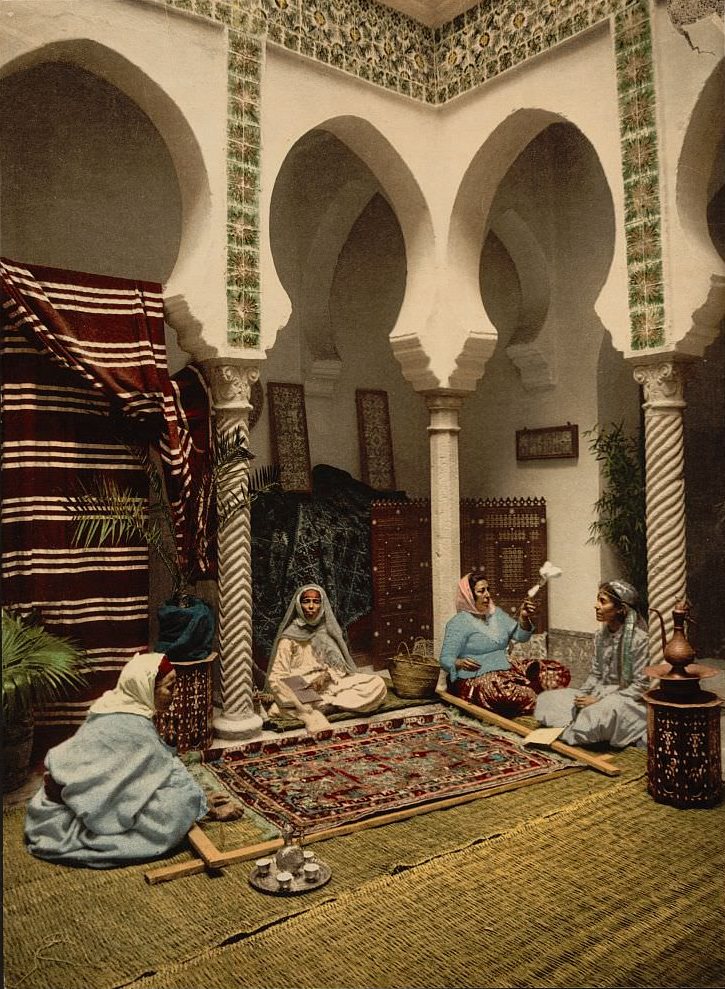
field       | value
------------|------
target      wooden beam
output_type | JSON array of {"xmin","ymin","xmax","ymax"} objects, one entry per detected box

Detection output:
[
  {"xmin": 436, "ymin": 688, "xmax": 621, "ymax": 776},
  {"xmin": 145, "ymin": 859, "xmax": 211, "ymax": 884}
]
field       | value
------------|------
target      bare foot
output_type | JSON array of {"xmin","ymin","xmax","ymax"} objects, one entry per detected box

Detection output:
[{"xmin": 303, "ymin": 710, "xmax": 332, "ymax": 733}]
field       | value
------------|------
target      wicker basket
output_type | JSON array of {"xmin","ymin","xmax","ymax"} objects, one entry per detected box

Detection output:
[{"xmin": 389, "ymin": 641, "xmax": 440, "ymax": 699}]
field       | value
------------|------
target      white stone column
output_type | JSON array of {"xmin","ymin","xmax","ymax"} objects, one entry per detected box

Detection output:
[
  {"xmin": 206, "ymin": 361, "xmax": 263, "ymax": 740},
  {"xmin": 633, "ymin": 359, "xmax": 691, "ymax": 658},
  {"xmin": 425, "ymin": 393, "xmax": 465, "ymax": 654}
]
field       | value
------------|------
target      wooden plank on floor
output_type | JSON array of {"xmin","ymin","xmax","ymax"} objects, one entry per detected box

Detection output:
[{"xmin": 437, "ymin": 688, "xmax": 621, "ymax": 776}]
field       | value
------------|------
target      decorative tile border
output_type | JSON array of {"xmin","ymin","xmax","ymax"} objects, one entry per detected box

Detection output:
[
  {"xmin": 159, "ymin": 0, "xmax": 663, "ymax": 353},
  {"xmin": 614, "ymin": 0, "xmax": 665, "ymax": 348}
]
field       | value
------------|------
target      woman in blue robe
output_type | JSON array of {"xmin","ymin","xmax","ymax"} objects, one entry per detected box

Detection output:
[
  {"xmin": 24, "ymin": 652, "xmax": 214, "ymax": 868},
  {"xmin": 439, "ymin": 572, "xmax": 570, "ymax": 717}
]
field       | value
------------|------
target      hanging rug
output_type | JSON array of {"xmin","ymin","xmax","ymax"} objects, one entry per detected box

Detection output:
[{"xmin": 202, "ymin": 711, "xmax": 574, "ymax": 834}]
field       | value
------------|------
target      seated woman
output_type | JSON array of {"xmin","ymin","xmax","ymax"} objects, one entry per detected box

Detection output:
[
  {"xmin": 266, "ymin": 583, "xmax": 387, "ymax": 733},
  {"xmin": 534, "ymin": 579, "xmax": 650, "ymax": 748},
  {"xmin": 24, "ymin": 652, "xmax": 238, "ymax": 868},
  {"xmin": 439, "ymin": 572, "xmax": 570, "ymax": 718}
]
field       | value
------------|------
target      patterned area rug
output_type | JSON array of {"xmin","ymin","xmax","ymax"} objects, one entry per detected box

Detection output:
[{"xmin": 204, "ymin": 711, "xmax": 572, "ymax": 833}]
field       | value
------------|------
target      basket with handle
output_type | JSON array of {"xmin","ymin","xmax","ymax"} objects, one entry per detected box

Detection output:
[{"xmin": 388, "ymin": 639, "xmax": 440, "ymax": 699}]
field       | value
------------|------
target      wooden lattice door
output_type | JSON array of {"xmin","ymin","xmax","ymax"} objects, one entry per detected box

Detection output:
[
  {"xmin": 460, "ymin": 498, "xmax": 549, "ymax": 632},
  {"xmin": 369, "ymin": 500, "xmax": 433, "ymax": 666}
]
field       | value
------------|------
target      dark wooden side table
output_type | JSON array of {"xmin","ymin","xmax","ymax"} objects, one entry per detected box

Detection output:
[
  {"xmin": 644, "ymin": 687, "xmax": 722, "ymax": 808},
  {"xmin": 156, "ymin": 652, "xmax": 217, "ymax": 754}
]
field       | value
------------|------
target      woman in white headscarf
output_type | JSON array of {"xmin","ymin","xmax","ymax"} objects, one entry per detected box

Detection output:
[
  {"xmin": 24, "ymin": 653, "xmax": 236, "ymax": 868},
  {"xmin": 266, "ymin": 584, "xmax": 387, "ymax": 733},
  {"xmin": 534, "ymin": 579, "xmax": 651, "ymax": 748}
]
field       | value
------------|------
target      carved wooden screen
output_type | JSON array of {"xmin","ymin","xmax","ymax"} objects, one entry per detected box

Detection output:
[
  {"xmin": 369, "ymin": 500, "xmax": 433, "ymax": 664},
  {"xmin": 460, "ymin": 497, "xmax": 549, "ymax": 632}
]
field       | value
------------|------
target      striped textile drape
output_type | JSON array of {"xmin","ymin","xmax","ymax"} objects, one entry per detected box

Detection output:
[{"xmin": 0, "ymin": 258, "xmax": 206, "ymax": 741}]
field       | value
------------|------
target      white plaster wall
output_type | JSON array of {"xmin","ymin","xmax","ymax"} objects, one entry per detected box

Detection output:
[
  {"xmin": 460, "ymin": 118, "xmax": 640, "ymax": 634},
  {"xmin": 652, "ymin": 3, "xmax": 725, "ymax": 354},
  {"xmin": 261, "ymin": 23, "xmax": 631, "ymax": 387},
  {"xmin": 255, "ymin": 194, "xmax": 430, "ymax": 496},
  {"xmin": 0, "ymin": 61, "xmax": 181, "ymax": 282},
  {"xmin": 0, "ymin": 0, "xmax": 229, "ymax": 360}
]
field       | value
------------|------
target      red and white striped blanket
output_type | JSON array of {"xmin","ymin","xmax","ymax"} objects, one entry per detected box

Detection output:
[{"xmin": 1, "ymin": 258, "xmax": 208, "ymax": 742}]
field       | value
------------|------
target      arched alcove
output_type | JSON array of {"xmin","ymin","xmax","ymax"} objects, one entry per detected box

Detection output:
[
  {"xmin": 458, "ymin": 118, "xmax": 630, "ymax": 632},
  {"xmin": 0, "ymin": 60, "xmax": 182, "ymax": 283},
  {"xmin": 1, "ymin": 29, "xmax": 228, "ymax": 361},
  {"xmin": 269, "ymin": 129, "xmax": 387, "ymax": 363},
  {"xmin": 262, "ymin": 124, "xmax": 429, "ymax": 495},
  {"xmin": 674, "ymin": 58, "xmax": 725, "ymax": 354}
]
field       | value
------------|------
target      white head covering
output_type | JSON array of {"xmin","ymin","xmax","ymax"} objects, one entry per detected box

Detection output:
[
  {"xmin": 265, "ymin": 584, "xmax": 357, "ymax": 689},
  {"xmin": 89, "ymin": 652, "xmax": 169, "ymax": 719},
  {"xmin": 599, "ymin": 580, "xmax": 647, "ymax": 684},
  {"xmin": 456, "ymin": 573, "xmax": 495, "ymax": 618}
]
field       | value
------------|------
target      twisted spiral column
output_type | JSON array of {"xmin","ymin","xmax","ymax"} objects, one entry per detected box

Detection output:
[
  {"xmin": 633, "ymin": 360, "xmax": 690, "ymax": 658},
  {"xmin": 207, "ymin": 361, "xmax": 262, "ymax": 740},
  {"xmin": 426, "ymin": 393, "xmax": 465, "ymax": 655}
]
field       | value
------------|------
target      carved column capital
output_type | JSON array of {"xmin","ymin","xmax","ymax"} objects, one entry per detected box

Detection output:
[
  {"xmin": 204, "ymin": 361, "xmax": 260, "ymax": 417},
  {"xmin": 424, "ymin": 391, "xmax": 465, "ymax": 434},
  {"xmin": 632, "ymin": 360, "xmax": 688, "ymax": 410}
]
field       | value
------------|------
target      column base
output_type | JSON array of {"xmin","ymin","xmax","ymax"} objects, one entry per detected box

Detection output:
[{"xmin": 212, "ymin": 709, "xmax": 263, "ymax": 742}]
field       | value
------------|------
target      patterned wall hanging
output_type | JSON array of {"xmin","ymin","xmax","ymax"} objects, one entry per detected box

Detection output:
[
  {"xmin": 356, "ymin": 388, "xmax": 396, "ymax": 490},
  {"xmin": 460, "ymin": 498, "xmax": 549, "ymax": 632},
  {"xmin": 370, "ymin": 497, "xmax": 549, "ymax": 664},
  {"xmin": 266, "ymin": 381, "xmax": 312, "ymax": 493},
  {"xmin": 515, "ymin": 424, "xmax": 579, "ymax": 461}
]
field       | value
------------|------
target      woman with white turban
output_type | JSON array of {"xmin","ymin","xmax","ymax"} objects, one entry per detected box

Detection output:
[
  {"xmin": 534, "ymin": 579, "xmax": 651, "ymax": 748},
  {"xmin": 24, "ymin": 653, "xmax": 234, "ymax": 867}
]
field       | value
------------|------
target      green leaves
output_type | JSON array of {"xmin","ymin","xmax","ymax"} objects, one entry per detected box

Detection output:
[
  {"xmin": 585, "ymin": 422, "xmax": 648, "ymax": 608},
  {"xmin": 67, "ymin": 426, "xmax": 280, "ymax": 605},
  {"xmin": 2, "ymin": 610, "xmax": 87, "ymax": 724},
  {"xmin": 68, "ymin": 473, "xmax": 184, "ymax": 600}
]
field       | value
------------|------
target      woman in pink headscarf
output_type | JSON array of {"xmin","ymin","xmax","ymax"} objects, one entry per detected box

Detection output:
[{"xmin": 439, "ymin": 572, "xmax": 570, "ymax": 718}]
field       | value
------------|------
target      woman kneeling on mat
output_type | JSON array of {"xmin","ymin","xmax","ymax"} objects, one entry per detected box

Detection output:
[
  {"xmin": 439, "ymin": 572, "xmax": 571, "ymax": 718},
  {"xmin": 25, "ymin": 653, "xmax": 239, "ymax": 868},
  {"xmin": 266, "ymin": 583, "xmax": 387, "ymax": 733},
  {"xmin": 534, "ymin": 579, "xmax": 650, "ymax": 748}
]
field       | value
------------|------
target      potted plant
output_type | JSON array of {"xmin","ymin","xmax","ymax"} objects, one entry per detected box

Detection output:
[
  {"xmin": 2, "ymin": 609, "xmax": 87, "ymax": 792},
  {"xmin": 585, "ymin": 421, "xmax": 648, "ymax": 609},
  {"xmin": 68, "ymin": 428, "xmax": 278, "ymax": 658}
]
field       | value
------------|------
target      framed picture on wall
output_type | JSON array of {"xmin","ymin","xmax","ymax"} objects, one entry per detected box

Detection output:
[
  {"xmin": 515, "ymin": 423, "xmax": 579, "ymax": 461},
  {"xmin": 356, "ymin": 388, "xmax": 396, "ymax": 490},
  {"xmin": 267, "ymin": 381, "xmax": 312, "ymax": 492}
]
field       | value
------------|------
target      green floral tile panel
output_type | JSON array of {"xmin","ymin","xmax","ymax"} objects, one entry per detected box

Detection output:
[{"xmin": 614, "ymin": 0, "xmax": 665, "ymax": 349}]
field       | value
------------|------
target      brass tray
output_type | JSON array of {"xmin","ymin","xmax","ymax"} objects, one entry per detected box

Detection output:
[{"xmin": 248, "ymin": 862, "xmax": 332, "ymax": 896}]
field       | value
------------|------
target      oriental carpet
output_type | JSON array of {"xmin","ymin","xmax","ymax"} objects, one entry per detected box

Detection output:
[{"xmin": 202, "ymin": 711, "xmax": 575, "ymax": 833}]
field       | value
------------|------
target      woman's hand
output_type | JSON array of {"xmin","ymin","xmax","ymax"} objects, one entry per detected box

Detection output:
[
  {"xmin": 311, "ymin": 670, "xmax": 332, "ymax": 692},
  {"xmin": 574, "ymin": 694, "xmax": 599, "ymax": 709},
  {"xmin": 517, "ymin": 597, "xmax": 537, "ymax": 629},
  {"xmin": 455, "ymin": 658, "xmax": 481, "ymax": 672},
  {"xmin": 206, "ymin": 792, "xmax": 244, "ymax": 822}
]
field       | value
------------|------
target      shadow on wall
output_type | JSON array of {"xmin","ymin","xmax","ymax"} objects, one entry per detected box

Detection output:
[{"xmin": 685, "ymin": 326, "xmax": 725, "ymax": 659}]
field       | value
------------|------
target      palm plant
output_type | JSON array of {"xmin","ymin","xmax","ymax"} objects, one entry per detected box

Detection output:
[
  {"xmin": 68, "ymin": 426, "xmax": 278, "ymax": 605},
  {"xmin": 2, "ymin": 609, "xmax": 87, "ymax": 726},
  {"xmin": 585, "ymin": 421, "xmax": 648, "ymax": 609}
]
